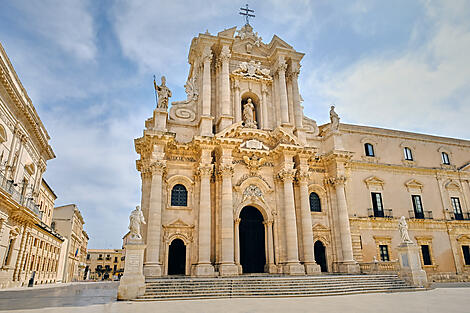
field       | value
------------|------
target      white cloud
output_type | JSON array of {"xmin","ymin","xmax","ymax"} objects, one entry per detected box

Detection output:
[{"xmin": 305, "ymin": 1, "xmax": 470, "ymax": 139}]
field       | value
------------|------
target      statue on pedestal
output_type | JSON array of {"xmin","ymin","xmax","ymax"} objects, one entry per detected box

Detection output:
[
  {"xmin": 129, "ymin": 205, "xmax": 146, "ymax": 240},
  {"xmin": 398, "ymin": 216, "xmax": 413, "ymax": 244},
  {"xmin": 329, "ymin": 105, "xmax": 340, "ymax": 131},
  {"xmin": 155, "ymin": 76, "xmax": 172, "ymax": 109},
  {"xmin": 243, "ymin": 98, "xmax": 257, "ymax": 128}
]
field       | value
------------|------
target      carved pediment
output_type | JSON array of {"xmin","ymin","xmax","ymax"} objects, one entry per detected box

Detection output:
[
  {"xmin": 312, "ymin": 223, "xmax": 330, "ymax": 232},
  {"xmin": 240, "ymin": 139, "xmax": 269, "ymax": 151},
  {"xmin": 444, "ymin": 180, "xmax": 461, "ymax": 190},
  {"xmin": 267, "ymin": 35, "xmax": 293, "ymax": 50},
  {"xmin": 364, "ymin": 176, "xmax": 385, "ymax": 188},
  {"xmin": 405, "ymin": 179, "xmax": 423, "ymax": 192},
  {"xmin": 163, "ymin": 219, "xmax": 193, "ymax": 229},
  {"xmin": 232, "ymin": 60, "xmax": 272, "ymax": 82}
]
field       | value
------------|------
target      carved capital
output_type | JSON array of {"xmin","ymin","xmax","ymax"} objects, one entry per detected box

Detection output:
[
  {"xmin": 219, "ymin": 46, "xmax": 231, "ymax": 63},
  {"xmin": 234, "ymin": 218, "xmax": 241, "ymax": 225},
  {"xmin": 288, "ymin": 68, "xmax": 300, "ymax": 80},
  {"xmin": 326, "ymin": 175, "xmax": 347, "ymax": 187},
  {"xmin": 263, "ymin": 219, "xmax": 273, "ymax": 227},
  {"xmin": 149, "ymin": 160, "xmax": 166, "ymax": 175},
  {"xmin": 202, "ymin": 47, "xmax": 213, "ymax": 63},
  {"xmin": 278, "ymin": 168, "xmax": 296, "ymax": 182},
  {"xmin": 197, "ymin": 164, "xmax": 213, "ymax": 178},
  {"xmin": 296, "ymin": 170, "xmax": 310, "ymax": 183},
  {"xmin": 218, "ymin": 164, "xmax": 234, "ymax": 177},
  {"xmin": 261, "ymin": 83, "xmax": 268, "ymax": 94},
  {"xmin": 276, "ymin": 60, "xmax": 287, "ymax": 74}
]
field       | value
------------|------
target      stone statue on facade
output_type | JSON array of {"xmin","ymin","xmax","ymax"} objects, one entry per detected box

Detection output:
[
  {"xmin": 129, "ymin": 205, "xmax": 146, "ymax": 240},
  {"xmin": 243, "ymin": 98, "xmax": 257, "ymax": 128},
  {"xmin": 330, "ymin": 105, "xmax": 340, "ymax": 131},
  {"xmin": 155, "ymin": 76, "xmax": 172, "ymax": 109},
  {"xmin": 398, "ymin": 216, "xmax": 413, "ymax": 244}
]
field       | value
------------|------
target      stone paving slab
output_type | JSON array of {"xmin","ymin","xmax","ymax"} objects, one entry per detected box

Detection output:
[{"xmin": 0, "ymin": 286, "xmax": 469, "ymax": 313}]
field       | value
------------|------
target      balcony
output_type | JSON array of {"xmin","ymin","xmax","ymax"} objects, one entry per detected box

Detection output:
[
  {"xmin": 0, "ymin": 172, "xmax": 42, "ymax": 219},
  {"xmin": 449, "ymin": 212, "xmax": 470, "ymax": 221},
  {"xmin": 408, "ymin": 210, "xmax": 433, "ymax": 219},
  {"xmin": 368, "ymin": 208, "xmax": 393, "ymax": 218}
]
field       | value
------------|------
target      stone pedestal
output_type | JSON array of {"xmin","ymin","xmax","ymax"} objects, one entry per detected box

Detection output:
[
  {"xmin": 117, "ymin": 241, "xmax": 146, "ymax": 300},
  {"xmin": 198, "ymin": 115, "xmax": 213, "ymax": 136},
  {"xmin": 143, "ymin": 263, "xmax": 162, "ymax": 277},
  {"xmin": 191, "ymin": 264, "xmax": 215, "ymax": 277},
  {"xmin": 304, "ymin": 262, "xmax": 322, "ymax": 275},
  {"xmin": 219, "ymin": 263, "xmax": 239, "ymax": 276},
  {"xmin": 283, "ymin": 263, "xmax": 306, "ymax": 275},
  {"xmin": 337, "ymin": 261, "xmax": 360, "ymax": 274},
  {"xmin": 397, "ymin": 242, "xmax": 428, "ymax": 287},
  {"xmin": 153, "ymin": 108, "xmax": 168, "ymax": 131}
]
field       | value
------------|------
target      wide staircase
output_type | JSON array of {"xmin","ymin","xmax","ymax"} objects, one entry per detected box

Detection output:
[{"xmin": 136, "ymin": 274, "xmax": 424, "ymax": 300}]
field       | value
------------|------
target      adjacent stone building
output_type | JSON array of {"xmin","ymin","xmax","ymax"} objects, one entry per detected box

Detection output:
[
  {"xmin": 0, "ymin": 42, "xmax": 65, "ymax": 288},
  {"xmin": 134, "ymin": 24, "xmax": 470, "ymax": 281},
  {"xmin": 52, "ymin": 204, "xmax": 88, "ymax": 282},
  {"xmin": 86, "ymin": 249, "xmax": 124, "ymax": 280}
]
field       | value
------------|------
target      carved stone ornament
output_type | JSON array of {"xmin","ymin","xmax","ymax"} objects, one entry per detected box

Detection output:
[
  {"xmin": 240, "ymin": 139, "xmax": 269, "ymax": 151},
  {"xmin": 296, "ymin": 170, "xmax": 310, "ymax": 183},
  {"xmin": 242, "ymin": 184, "xmax": 265, "ymax": 203},
  {"xmin": 219, "ymin": 46, "xmax": 231, "ymax": 62},
  {"xmin": 303, "ymin": 116, "xmax": 319, "ymax": 136},
  {"xmin": 327, "ymin": 176, "xmax": 347, "ymax": 186},
  {"xmin": 218, "ymin": 164, "xmax": 234, "ymax": 176},
  {"xmin": 243, "ymin": 155, "xmax": 267, "ymax": 175},
  {"xmin": 236, "ymin": 24, "xmax": 263, "ymax": 47},
  {"xmin": 169, "ymin": 74, "xmax": 198, "ymax": 122},
  {"xmin": 150, "ymin": 160, "xmax": 166, "ymax": 174},
  {"xmin": 202, "ymin": 47, "xmax": 213, "ymax": 63},
  {"xmin": 278, "ymin": 168, "xmax": 296, "ymax": 182},
  {"xmin": 197, "ymin": 164, "xmax": 213, "ymax": 177},
  {"xmin": 232, "ymin": 60, "xmax": 272, "ymax": 81}
]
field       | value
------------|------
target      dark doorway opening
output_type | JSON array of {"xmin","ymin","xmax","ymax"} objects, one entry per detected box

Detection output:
[
  {"xmin": 239, "ymin": 206, "xmax": 266, "ymax": 273},
  {"xmin": 168, "ymin": 238, "xmax": 186, "ymax": 275},
  {"xmin": 314, "ymin": 241, "xmax": 327, "ymax": 272}
]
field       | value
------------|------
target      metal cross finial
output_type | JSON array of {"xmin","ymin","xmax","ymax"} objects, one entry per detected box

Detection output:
[{"xmin": 239, "ymin": 4, "xmax": 255, "ymax": 25}]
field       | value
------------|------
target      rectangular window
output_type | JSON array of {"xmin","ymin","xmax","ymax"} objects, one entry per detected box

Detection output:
[
  {"xmin": 114, "ymin": 257, "xmax": 118, "ymax": 263},
  {"xmin": 462, "ymin": 246, "xmax": 470, "ymax": 266},
  {"xmin": 421, "ymin": 245, "xmax": 432, "ymax": 265},
  {"xmin": 365, "ymin": 143, "xmax": 375, "ymax": 157},
  {"xmin": 379, "ymin": 245, "xmax": 390, "ymax": 261},
  {"xmin": 404, "ymin": 147, "xmax": 413, "ymax": 160},
  {"xmin": 372, "ymin": 192, "xmax": 384, "ymax": 217},
  {"xmin": 442, "ymin": 152, "xmax": 450, "ymax": 165},
  {"xmin": 451, "ymin": 197, "xmax": 463, "ymax": 220},
  {"xmin": 412, "ymin": 195, "xmax": 424, "ymax": 219},
  {"xmin": 87, "ymin": 254, "xmax": 90, "ymax": 260}
]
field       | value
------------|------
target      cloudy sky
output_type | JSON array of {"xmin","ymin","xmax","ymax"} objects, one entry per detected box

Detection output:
[{"xmin": 1, "ymin": 0, "xmax": 469, "ymax": 248}]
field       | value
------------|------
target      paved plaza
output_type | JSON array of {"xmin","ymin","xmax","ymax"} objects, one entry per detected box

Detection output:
[{"xmin": 0, "ymin": 282, "xmax": 469, "ymax": 313}]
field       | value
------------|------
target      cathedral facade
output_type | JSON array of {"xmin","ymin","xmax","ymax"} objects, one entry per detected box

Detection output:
[{"xmin": 135, "ymin": 24, "xmax": 470, "ymax": 280}]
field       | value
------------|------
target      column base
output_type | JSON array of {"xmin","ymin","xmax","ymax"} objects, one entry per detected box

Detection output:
[
  {"xmin": 153, "ymin": 108, "xmax": 168, "ymax": 131},
  {"xmin": 337, "ymin": 261, "xmax": 360, "ymax": 274},
  {"xmin": 217, "ymin": 115, "xmax": 234, "ymax": 133},
  {"xmin": 304, "ymin": 262, "xmax": 322, "ymax": 275},
  {"xmin": 117, "ymin": 273, "xmax": 146, "ymax": 300},
  {"xmin": 191, "ymin": 263, "xmax": 216, "ymax": 277},
  {"xmin": 281, "ymin": 123, "xmax": 294, "ymax": 133},
  {"xmin": 397, "ymin": 242, "xmax": 429, "ymax": 287},
  {"xmin": 265, "ymin": 263, "xmax": 278, "ymax": 274},
  {"xmin": 283, "ymin": 262, "xmax": 305, "ymax": 275},
  {"xmin": 143, "ymin": 263, "xmax": 163, "ymax": 277},
  {"xmin": 219, "ymin": 263, "xmax": 239, "ymax": 276},
  {"xmin": 294, "ymin": 128, "xmax": 306, "ymax": 145},
  {"xmin": 198, "ymin": 115, "xmax": 214, "ymax": 137}
]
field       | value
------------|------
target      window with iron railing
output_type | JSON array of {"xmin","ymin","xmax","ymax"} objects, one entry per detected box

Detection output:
[
  {"xmin": 371, "ymin": 192, "xmax": 384, "ymax": 217},
  {"xmin": 412, "ymin": 195, "xmax": 424, "ymax": 219}
]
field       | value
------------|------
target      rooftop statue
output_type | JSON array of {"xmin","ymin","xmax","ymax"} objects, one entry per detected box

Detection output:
[
  {"xmin": 329, "ymin": 105, "xmax": 340, "ymax": 131},
  {"xmin": 155, "ymin": 76, "xmax": 172, "ymax": 109}
]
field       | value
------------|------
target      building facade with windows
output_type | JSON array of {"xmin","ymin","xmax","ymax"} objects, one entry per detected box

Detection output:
[
  {"xmin": 52, "ymin": 204, "xmax": 88, "ymax": 282},
  {"xmin": 134, "ymin": 24, "xmax": 470, "ymax": 281},
  {"xmin": 0, "ymin": 42, "xmax": 63, "ymax": 288},
  {"xmin": 86, "ymin": 249, "xmax": 124, "ymax": 280}
]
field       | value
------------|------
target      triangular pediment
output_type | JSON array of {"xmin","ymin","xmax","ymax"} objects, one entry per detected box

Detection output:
[
  {"xmin": 459, "ymin": 161, "xmax": 470, "ymax": 171},
  {"xmin": 218, "ymin": 26, "xmax": 237, "ymax": 38},
  {"xmin": 312, "ymin": 223, "xmax": 329, "ymax": 231},
  {"xmin": 444, "ymin": 180, "xmax": 461, "ymax": 190},
  {"xmin": 404, "ymin": 179, "xmax": 423, "ymax": 190},
  {"xmin": 268, "ymin": 35, "xmax": 293, "ymax": 50},
  {"xmin": 232, "ymin": 39, "xmax": 269, "ymax": 56},
  {"xmin": 364, "ymin": 176, "xmax": 385, "ymax": 186},
  {"xmin": 164, "ymin": 219, "xmax": 193, "ymax": 229}
]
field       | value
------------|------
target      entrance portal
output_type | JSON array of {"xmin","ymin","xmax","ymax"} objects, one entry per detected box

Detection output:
[
  {"xmin": 168, "ymin": 238, "xmax": 186, "ymax": 275},
  {"xmin": 314, "ymin": 241, "xmax": 327, "ymax": 272},
  {"xmin": 239, "ymin": 206, "xmax": 266, "ymax": 273}
]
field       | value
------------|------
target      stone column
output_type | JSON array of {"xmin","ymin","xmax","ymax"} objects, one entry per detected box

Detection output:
[
  {"xmin": 233, "ymin": 80, "xmax": 241, "ymax": 123},
  {"xmin": 277, "ymin": 59, "xmax": 290, "ymax": 126},
  {"xmin": 143, "ymin": 160, "xmax": 166, "ymax": 277},
  {"xmin": 199, "ymin": 46, "xmax": 213, "ymax": 136},
  {"xmin": 261, "ymin": 84, "xmax": 269, "ymax": 129},
  {"xmin": 278, "ymin": 168, "xmax": 305, "ymax": 275},
  {"xmin": 297, "ymin": 170, "xmax": 321, "ymax": 274},
  {"xmin": 192, "ymin": 163, "xmax": 215, "ymax": 276},
  {"xmin": 218, "ymin": 46, "xmax": 233, "ymax": 130},
  {"xmin": 290, "ymin": 67, "xmax": 303, "ymax": 129},
  {"xmin": 234, "ymin": 218, "xmax": 241, "ymax": 273},
  {"xmin": 218, "ymin": 163, "xmax": 238, "ymax": 276},
  {"xmin": 265, "ymin": 220, "xmax": 276, "ymax": 273},
  {"xmin": 330, "ymin": 176, "xmax": 360, "ymax": 273}
]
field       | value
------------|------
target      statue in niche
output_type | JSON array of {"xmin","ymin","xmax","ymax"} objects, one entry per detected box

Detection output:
[
  {"xmin": 329, "ymin": 105, "xmax": 340, "ymax": 131},
  {"xmin": 129, "ymin": 205, "xmax": 146, "ymax": 240},
  {"xmin": 243, "ymin": 98, "xmax": 257, "ymax": 128},
  {"xmin": 398, "ymin": 216, "xmax": 413, "ymax": 244},
  {"xmin": 155, "ymin": 76, "xmax": 172, "ymax": 109}
]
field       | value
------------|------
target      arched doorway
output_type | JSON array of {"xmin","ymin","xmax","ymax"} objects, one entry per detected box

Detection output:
[
  {"xmin": 239, "ymin": 206, "xmax": 266, "ymax": 273},
  {"xmin": 168, "ymin": 238, "xmax": 186, "ymax": 275},
  {"xmin": 314, "ymin": 241, "xmax": 327, "ymax": 272}
]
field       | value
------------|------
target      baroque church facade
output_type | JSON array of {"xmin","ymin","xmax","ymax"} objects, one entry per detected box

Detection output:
[{"xmin": 135, "ymin": 24, "xmax": 470, "ymax": 280}]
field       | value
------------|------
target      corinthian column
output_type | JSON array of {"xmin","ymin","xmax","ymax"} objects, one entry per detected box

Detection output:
[
  {"xmin": 192, "ymin": 164, "xmax": 215, "ymax": 276},
  {"xmin": 218, "ymin": 46, "xmax": 233, "ymax": 130},
  {"xmin": 218, "ymin": 163, "xmax": 239, "ymax": 276},
  {"xmin": 233, "ymin": 80, "xmax": 241, "ymax": 123},
  {"xmin": 144, "ymin": 160, "xmax": 166, "ymax": 277},
  {"xmin": 278, "ymin": 167, "xmax": 305, "ymax": 275},
  {"xmin": 297, "ymin": 170, "xmax": 321, "ymax": 275},
  {"xmin": 276, "ymin": 59, "xmax": 290, "ymax": 126},
  {"xmin": 330, "ymin": 176, "xmax": 360, "ymax": 273},
  {"xmin": 199, "ymin": 46, "xmax": 213, "ymax": 136}
]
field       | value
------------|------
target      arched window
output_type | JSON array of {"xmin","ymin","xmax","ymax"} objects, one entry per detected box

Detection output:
[
  {"xmin": 309, "ymin": 192, "xmax": 321, "ymax": 212},
  {"xmin": 364, "ymin": 143, "xmax": 375, "ymax": 157},
  {"xmin": 442, "ymin": 152, "xmax": 450, "ymax": 165},
  {"xmin": 171, "ymin": 184, "xmax": 188, "ymax": 206},
  {"xmin": 404, "ymin": 147, "xmax": 413, "ymax": 161}
]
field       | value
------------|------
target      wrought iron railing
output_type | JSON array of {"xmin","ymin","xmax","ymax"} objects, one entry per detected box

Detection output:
[
  {"xmin": 449, "ymin": 211, "xmax": 470, "ymax": 221},
  {"xmin": 0, "ymin": 171, "xmax": 42, "ymax": 219},
  {"xmin": 367, "ymin": 208, "xmax": 393, "ymax": 218},
  {"xmin": 408, "ymin": 209, "xmax": 433, "ymax": 219}
]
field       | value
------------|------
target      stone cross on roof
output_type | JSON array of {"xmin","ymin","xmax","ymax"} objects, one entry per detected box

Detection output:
[{"xmin": 239, "ymin": 4, "xmax": 255, "ymax": 25}]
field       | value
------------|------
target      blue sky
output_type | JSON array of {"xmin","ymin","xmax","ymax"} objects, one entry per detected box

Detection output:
[{"xmin": 1, "ymin": 0, "xmax": 469, "ymax": 248}]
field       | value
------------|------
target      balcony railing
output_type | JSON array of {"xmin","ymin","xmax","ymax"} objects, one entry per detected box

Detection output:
[
  {"xmin": 408, "ymin": 210, "xmax": 433, "ymax": 219},
  {"xmin": 368, "ymin": 208, "xmax": 393, "ymax": 218},
  {"xmin": 0, "ymin": 171, "xmax": 42, "ymax": 219},
  {"xmin": 449, "ymin": 212, "xmax": 470, "ymax": 221}
]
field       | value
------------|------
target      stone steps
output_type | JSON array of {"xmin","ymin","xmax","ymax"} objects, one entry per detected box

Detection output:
[{"xmin": 136, "ymin": 274, "xmax": 424, "ymax": 300}]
